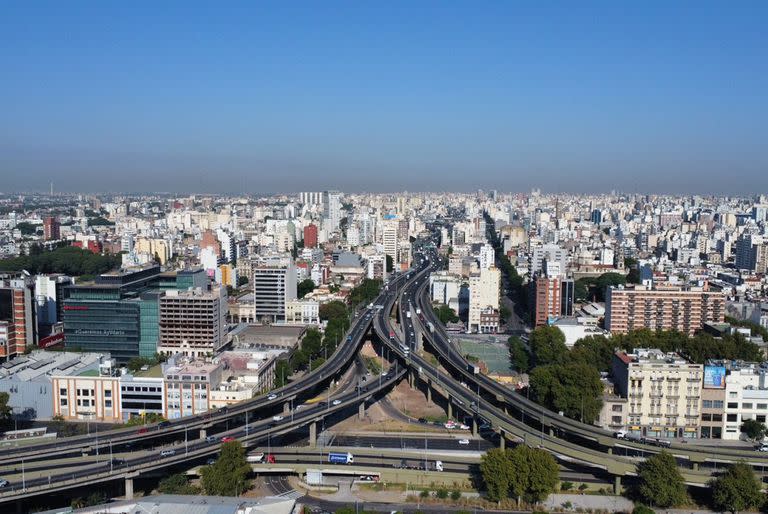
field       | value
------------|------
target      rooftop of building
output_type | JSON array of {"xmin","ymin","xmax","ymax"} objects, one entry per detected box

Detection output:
[
  {"xmin": 134, "ymin": 364, "xmax": 164, "ymax": 378},
  {"xmin": 48, "ymin": 494, "xmax": 295, "ymax": 514},
  {"xmin": 230, "ymin": 324, "xmax": 306, "ymax": 349},
  {"xmin": 616, "ymin": 348, "xmax": 696, "ymax": 366},
  {"xmin": 0, "ymin": 350, "xmax": 110, "ymax": 382}
]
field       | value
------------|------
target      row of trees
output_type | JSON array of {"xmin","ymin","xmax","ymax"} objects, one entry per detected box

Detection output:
[
  {"xmin": 480, "ymin": 446, "xmax": 559, "ymax": 504},
  {"xmin": 348, "ymin": 278, "xmax": 383, "ymax": 307},
  {"xmin": 0, "ymin": 245, "xmax": 121, "ymax": 276},
  {"xmin": 274, "ymin": 300, "xmax": 357, "ymax": 388},
  {"xmin": 574, "ymin": 272, "xmax": 626, "ymax": 302},
  {"xmin": 635, "ymin": 450, "xmax": 764, "ymax": 513}
]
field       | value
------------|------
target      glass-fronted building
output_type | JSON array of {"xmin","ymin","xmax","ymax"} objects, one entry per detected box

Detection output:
[{"xmin": 63, "ymin": 266, "xmax": 207, "ymax": 362}]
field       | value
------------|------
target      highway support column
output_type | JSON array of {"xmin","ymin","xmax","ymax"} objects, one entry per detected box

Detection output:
[
  {"xmin": 309, "ymin": 421, "xmax": 317, "ymax": 447},
  {"xmin": 472, "ymin": 418, "xmax": 478, "ymax": 437},
  {"xmin": 125, "ymin": 477, "xmax": 134, "ymax": 500},
  {"xmin": 426, "ymin": 383, "xmax": 432, "ymax": 404},
  {"xmin": 447, "ymin": 400, "xmax": 453, "ymax": 420},
  {"xmin": 283, "ymin": 401, "xmax": 291, "ymax": 415},
  {"xmin": 613, "ymin": 475, "xmax": 621, "ymax": 495},
  {"xmin": 358, "ymin": 402, "xmax": 365, "ymax": 420},
  {"xmin": 199, "ymin": 428, "xmax": 207, "ymax": 440},
  {"xmin": 499, "ymin": 431, "xmax": 506, "ymax": 450}
]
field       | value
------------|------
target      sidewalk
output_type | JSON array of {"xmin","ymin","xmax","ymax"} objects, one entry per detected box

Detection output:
[{"xmin": 544, "ymin": 493, "xmax": 633, "ymax": 512}]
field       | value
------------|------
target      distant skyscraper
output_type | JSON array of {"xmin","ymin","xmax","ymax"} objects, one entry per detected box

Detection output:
[
  {"xmin": 299, "ymin": 192, "xmax": 323, "ymax": 206},
  {"xmin": 323, "ymin": 190, "xmax": 342, "ymax": 231},
  {"xmin": 43, "ymin": 216, "xmax": 60, "ymax": 240}
]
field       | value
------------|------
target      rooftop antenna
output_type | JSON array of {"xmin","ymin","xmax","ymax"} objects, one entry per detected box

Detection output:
[{"xmin": 50, "ymin": 181, "xmax": 53, "ymax": 196}]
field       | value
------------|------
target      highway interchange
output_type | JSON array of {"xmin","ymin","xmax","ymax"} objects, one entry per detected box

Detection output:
[{"xmin": 3, "ymin": 235, "xmax": 768, "ymax": 509}]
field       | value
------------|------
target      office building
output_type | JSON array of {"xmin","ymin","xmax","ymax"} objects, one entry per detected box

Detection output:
[
  {"xmin": 284, "ymin": 298, "xmax": 320, "ymax": 324},
  {"xmin": 531, "ymin": 244, "xmax": 568, "ymax": 276},
  {"xmin": 62, "ymin": 266, "xmax": 208, "ymax": 362},
  {"xmin": 605, "ymin": 284, "xmax": 725, "ymax": 336},
  {"xmin": 157, "ymin": 285, "xmax": 228, "ymax": 358},
  {"xmin": 367, "ymin": 254, "xmax": 386, "ymax": 281},
  {"xmin": 252, "ymin": 261, "xmax": 297, "ymax": 323},
  {"xmin": 478, "ymin": 243, "xmax": 495, "ymax": 270},
  {"xmin": 735, "ymin": 234, "xmax": 767, "ymax": 273},
  {"xmin": 164, "ymin": 359, "xmax": 222, "ymax": 419},
  {"xmin": 299, "ymin": 191, "xmax": 323, "ymax": 206},
  {"xmin": 43, "ymin": 216, "xmax": 60, "ymax": 241},
  {"xmin": 468, "ymin": 267, "xmax": 500, "ymax": 333},
  {"xmin": 611, "ymin": 349, "xmax": 702, "ymax": 439},
  {"xmin": 430, "ymin": 271, "xmax": 462, "ymax": 309},
  {"xmin": 382, "ymin": 222, "xmax": 399, "ymax": 267}
]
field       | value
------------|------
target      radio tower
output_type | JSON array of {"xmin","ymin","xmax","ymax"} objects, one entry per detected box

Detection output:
[{"xmin": 50, "ymin": 181, "xmax": 53, "ymax": 196}]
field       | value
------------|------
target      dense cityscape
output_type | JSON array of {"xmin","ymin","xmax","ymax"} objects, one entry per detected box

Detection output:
[
  {"xmin": 0, "ymin": 190, "xmax": 767, "ymax": 512},
  {"xmin": 3, "ymin": 2, "xmax": 768, "ymax": 513}
]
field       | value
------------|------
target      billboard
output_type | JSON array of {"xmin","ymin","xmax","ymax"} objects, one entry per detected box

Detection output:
[{"xmin": 704, "ymin": 365, "xmax": 726, "ymax": 389}]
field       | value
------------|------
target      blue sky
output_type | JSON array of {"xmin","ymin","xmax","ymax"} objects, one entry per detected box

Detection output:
[{"xmin": 1, "ymin": 2, "xmax": 766, "ymax": 194}]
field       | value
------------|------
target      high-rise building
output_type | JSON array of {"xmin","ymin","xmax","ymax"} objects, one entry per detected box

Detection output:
[
  {"xmin": 530, "ymin": 276, "xmax": 575, "ymax": 326},
  {"xmin": 303, "ymin": 223, "xmax": 318, "ymax": 248},
  {"xmin": 157, "ymin": 285, "xmax": 228, "ymax": 358},
  {"xmin": 382, "ymin": 222, "xmax": 399, "ymax": 268},
  {"xmin": 34, "ymin": 274, "xmax": 74, "ymax": 327},
  {"xmin": 252, "ymin": 261, "xmax": 297, "ymax": 323},
  {"xmin": 468, "ymin": 267, "xmax": 500, "ymax": 333},
  {"xmin": 323, "ymin": 190, "xmax": 342, "ymax": 231},
  {"xmin": 299, "ymin": 192, "xmax": 323, "ymax": 206},
  {"xmin": 605, "ymin": 284, "xmax": 725, "ymax": 336},
  {"xmin": 478, "ymin": 243, "xmax": 495, "ymax": 270},
  {"xmin": 43, "ymin": 216, "xmax": 60, "ymax": 241},
  {"xmin": 735, "ymin": 234, "xmax": 766, "ymax": 273},
  {"xmin": 0, "ymin": 275, "xmax": 36, "ymax": 361},
  {"xmin": 367, "ymin": 254, "xmax": 386, "ymax": 281},
  {"xmin": 531, "ymin": 244, "xmax": 568, "ymax": 276}
]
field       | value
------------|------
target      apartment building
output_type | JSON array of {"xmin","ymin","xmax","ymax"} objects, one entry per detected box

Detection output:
[
  {"xmin": 0, "ymin": 275, "xmax": 36, "ymax": 362},
  {"xmin": 430, "ymin": 271, "xmax": 462, "ymax": 310},
  {"xmin": 719, "ymin": 364, "xmax": 768, "ymax": 440},
  {"xmin": 157, "ymin": 285, "xmax": 228, "ymax": 358},
  {"xmin": 284, "ymin": 298, "xmax": 320, "ymax": 324},
  {"xmin": 612, "ymin": 349, "xmax": 703, "ymax": 439},
  {"xmin": 605, "ymin": 284, "xmax": 725, "ymax": 336},
  {"xmin": 468, "ymin": 266, "xmax": 500, "ymax": 333},
  {"xmin": 163, "ymin": 360, "xmax": 222, "ymax": 419}
]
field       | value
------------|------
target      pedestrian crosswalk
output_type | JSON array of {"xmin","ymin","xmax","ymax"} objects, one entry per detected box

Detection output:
[{"xmin": 276, "ymin": 489, "xmax": 304, "ymax": 500}]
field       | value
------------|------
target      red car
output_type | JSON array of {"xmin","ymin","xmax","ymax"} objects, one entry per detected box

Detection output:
[
  {"xmin": 221, "ymin": 437, "xmax": 235, "ymax": 443},
  {"xmin": 137, "ymin": 427, "xmax": 148, "ymax": 434},
  {"xmin": 266, "ymin": 454, "xmax": 276, "ymax": 464}
]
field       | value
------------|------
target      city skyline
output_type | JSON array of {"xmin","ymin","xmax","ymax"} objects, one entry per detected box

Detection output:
[{"xmin": 3, "ymin": 2, "xmax": 768, "ymax": 194}]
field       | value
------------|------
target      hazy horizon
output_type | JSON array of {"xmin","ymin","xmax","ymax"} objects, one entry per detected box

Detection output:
[{"xmin": 2, "ymin": 2, "xmax": 767, "ymax": 194}]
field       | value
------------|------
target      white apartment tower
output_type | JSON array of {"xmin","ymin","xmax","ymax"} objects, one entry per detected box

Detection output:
[{"xmin": 468, "ymin": 266, "xmax": 501, "ymax": 333}]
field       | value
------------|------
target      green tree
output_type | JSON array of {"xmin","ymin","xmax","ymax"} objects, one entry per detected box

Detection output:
[
  {"xmin": 570, "ymin": 335, "xmax": 616, "ymax": 372},
  {"xmin": 158, "ymin": 473, "xmax": 200, "ymax": 494},
  {"xmin": 529, "ymin": 326, "xmax": 568, "ymax": 367},
  {"xmin": 508, "ymin": 445, "xmax": 559, "ymax": 504},
  {"xmin": 529, "ymin": 363, "xmax": 603, "ymax": 423},
  {"xmin": 0, "ymin": 392, "xmax": 11, "ymax": 423},
  {"xmin": 348, "ymin": 278, "xmax": 383, "ymax": 306},
  {"xmin": 632, "ymin": 506, "xmax": 655, "ymax": 514},
  {"xmin": 636, "ymin": 451, "xmax": 686, "ymax": 508},
  {"xmin": 450, "ymin": 489, "xmax": 462, "ymax": 501},
  {"xmin": 298, "ymin": 279, "xmax": 316, "ymax": 298},
  {"xmin": 480, "ymin": 448, "xmax": 515, "ymax": 502},
  {"xmin": 237, "ymin": 275, "xmax": 249, "ymax": 287},
  {"xmin": 319, "ymin": 300, "xmax": 348, "ymax": 321},
  {"xmin": 274, "ymin": 359, "xmax": 290, "ymax": 388},
  {"xmin": 15, "ymin": 222, "xmax": 38, "ymax": 235},
  {"xmin": 434, "ymin": 304, "xmax": 459, "ymax": 324},
  {"xmin": 740, "ymin": 418, "xmax": 766, "ymax": 441},
  {"xmin": 386, "ymin": 254, "xmax": 394, "ymax": 272},
  {"xmin": 710, "ymin": 461, "xmax": 764, "ymax": 514},
  {"xmin": 201, "ymin": 441, "xmax": 252, "ymax": 496},
  {"xmin": 436, "ymin": 488, "xmax": 448, "ymax": 499},
  {"xmin": 508, "ymin": 336, "xmax": 530, "ymax": 372}
]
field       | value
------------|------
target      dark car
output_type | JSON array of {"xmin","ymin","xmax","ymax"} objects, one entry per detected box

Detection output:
[
  {"xmin": 418, "ymin": 418, "xmax": 428, "ymax": 424},
  {"xmin": 158, "ymin": 421, "xmax": 170, "ymax": 428},
  {"xmin": 111, "ymin": 458, "xmax": 126, "ymax": 466}
]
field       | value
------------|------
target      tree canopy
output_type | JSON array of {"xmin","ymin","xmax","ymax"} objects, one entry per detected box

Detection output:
[
  {"xmin": 710, "ymin": 461, "xmax": 764, "ymax": 514},
  {"xmin": 740, "ymin": 419, "xmax": 766, "ymax": 441},
  {"xmin": 158, "ymin": 473, "xmax": 200, "ymax": 495},
  {"xmin": 319, "ymin": 301, "xmax": 348, "ymax": 322},
  {"xmin": 529, "ymin": 363, "xmax": 604, "ymax": 423},
  {"xmin": 575, "ymin": 272, "xmax": 626, "ymax": 302},
  {"xmin": 508, "ymin": 336, "xmax": 529, "ymax": 372},
  {"xmin": 636, "ymin": 451, "xmax": 686, "ymax": 508},
  {"xmin": 0, "ymin": 392, "xmax": 11, "ymax": 430},
  {"xmin": 0, "ymin": 245, "xmax": 121, "ymax": 277},
  {"xmin": 529, "ymin": 326, "xmax": 568, "ymax": 367},
  {"xmin": 434, "ymin": 304, "xmax": 460, "ymax": 324},
  {"xmin": 480, "ymin": 446, "xmax": 558, "ymax": 504},
  {"xmin": 201, "ymin": 441, "xmax": 251, "ymax": 496},
  {"xmin": 348, "ymin": 278, "xmax": 382, "ymax": 306},
  {"xmin": 297, "ymin": 278, "xmax": 316, "ymax": 299}
]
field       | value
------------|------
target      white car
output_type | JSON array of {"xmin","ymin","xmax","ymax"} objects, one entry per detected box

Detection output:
[
  {"xmin": 267, "ymin": 394, "xmax": 278, "ymax": 400},
  {"xmin": 332, "ymin": 399, "xmax": 342, "ymax": 406},
  {"xmin": 272, "ymin": 415, "xmax": 284, "ymax": 422},
  {"xmin": 459, "ymin": 424, "xmax": 470, "ymax": 430},
  {"xmin": 0, "ymin": 478, "xmax": 9, "ymax": 488},
  {"xmin": 458, "ymin": 439, "xmax": 470, "ymax": 445}
]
